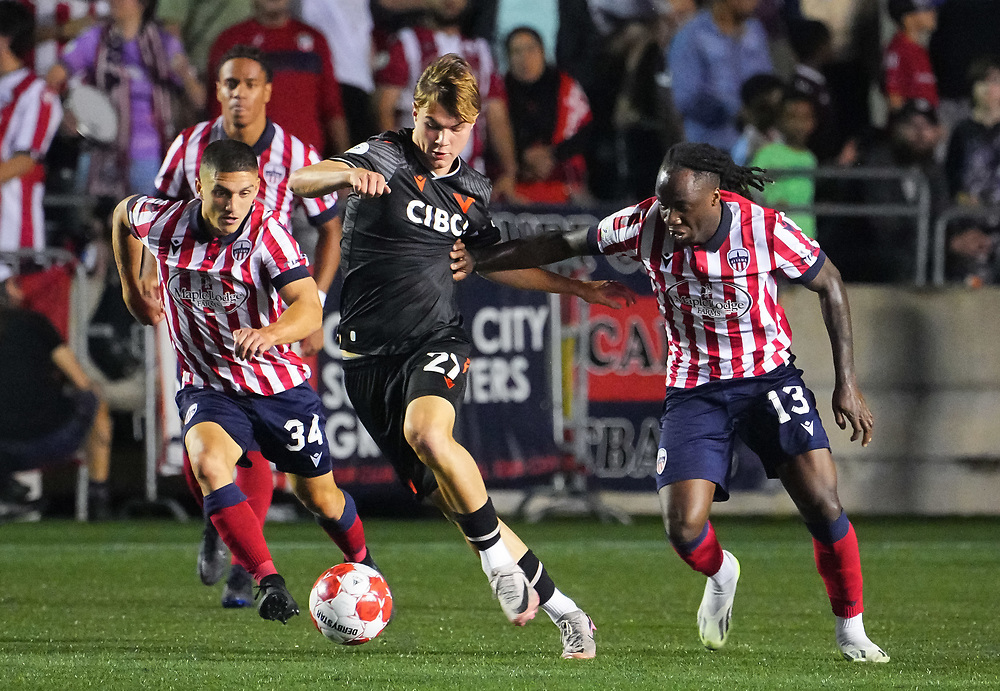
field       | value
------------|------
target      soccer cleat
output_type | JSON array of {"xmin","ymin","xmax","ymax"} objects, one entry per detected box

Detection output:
[
  {"xmin": 197, "ymin": 522, "xmax": 229, "ymax": 586},
  {"xmin": 557, "ymin": 610, "xmax": 597, "ymax": 659},
  {"xmin": 256, "ymin": 574, "xmax": 300, "ymax": 624},
  {"xmin": 697, "ymin": 550, "xmax": 740, "ymax": 650},
  {"xmin": 839, "ymin": 637, "xmax": 890, "ymax": 663},
  {"xmin": 221, "ymin": 565, "xmax": 254, "ymax": 608},
  {"xmin": 489, "ymin": 564, "xmax": 540, "ymax": 626}
]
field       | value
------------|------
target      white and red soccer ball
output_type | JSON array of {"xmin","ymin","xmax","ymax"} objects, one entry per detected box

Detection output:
[{"xmin": 309, "ymin": 562, "xmax": 393, "ymax": 645}]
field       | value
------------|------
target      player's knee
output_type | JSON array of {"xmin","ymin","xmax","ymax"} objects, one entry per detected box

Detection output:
[
  {"xmin": 188, "ymin": 449, "xmax": 232, "ymax": 488},
  {"xmin": 664, "ymin": 506, "xmax": 708, "ymax": 546},
  {"xmin": 402, "ymin": 422, "xmax": 451, "ymax": 466}
]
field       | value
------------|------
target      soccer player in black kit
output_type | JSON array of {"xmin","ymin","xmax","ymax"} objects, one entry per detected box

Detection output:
[{"xmin": 290, "ymin": 54, "xmax": 634, "ymax": 659}]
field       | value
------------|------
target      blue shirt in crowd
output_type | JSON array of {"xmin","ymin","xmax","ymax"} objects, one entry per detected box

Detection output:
[{"xmin": 668, "ymin": 9, "xmax": 774, "ymax": 151}]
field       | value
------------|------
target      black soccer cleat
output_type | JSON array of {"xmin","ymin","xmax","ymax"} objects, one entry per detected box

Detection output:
[{"xmin": 255, "ymin": 574, "xmax": 300, "ymax": 624}]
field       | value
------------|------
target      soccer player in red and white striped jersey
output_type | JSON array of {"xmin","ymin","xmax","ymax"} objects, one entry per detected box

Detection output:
[
  {"xmin": 112, "ymin": 139, "xmax": 375, "ymax": 625},
  {"xmin": 0, "ymin": 1, "xmax": 63, "ymax": 272},
  {"xmin": 460, "ymin": 142, "xmax": 889, "ymax": 663},
  {"xmin": 149, "ymin": 46, "xmax": 344, "ymax": 610}
]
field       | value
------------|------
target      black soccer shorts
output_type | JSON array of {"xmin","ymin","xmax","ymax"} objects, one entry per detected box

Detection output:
[{"xmin": 342, "ymin": 337, "xmax": 472, "ymax": 501}]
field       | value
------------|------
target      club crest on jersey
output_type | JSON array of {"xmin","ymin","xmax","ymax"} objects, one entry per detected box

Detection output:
[
  {"xmin": 184, "ymin": 404, "xmax": 198, "ymax": 425},
  {"xmin": 167, "ymin": 271, "xmax": 249, "ymax": 314},
  {"xmin": 665, "ymin": 280, "xmax": 753, "ymax": 320},
  {"xmin": 727, "ymin": 248, "xmax": 750, "ymax": 273},
  {"xmin": 231, "ymin": 239, "xmax": 252, "ymax": 262},
  {"xmin": 262, "ymin": 162, "xmax": 287, "ymax": 186},
  {"xmin": 345, "ymin": 142, "xmax": 369, "ymax": 155},
  {"xmin": 296, "ymin": 32, "xmax": 314, "ymax": 52},
  {"xmin": 656, "ymin": 448, "xmax": 667, "ymax": 475}
]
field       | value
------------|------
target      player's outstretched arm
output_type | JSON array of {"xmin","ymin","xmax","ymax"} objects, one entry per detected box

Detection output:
[
  {"xmin": 802, "ymin": 258, "xmax": 874, "ymax": 447},
  {"xmin": 451, "ymin": 228, "xmax": 592, "ymax": 280},
  {"xmin": 483, "ymin": 267, "xmax": 637, "ymax": 310},
  {"xmin": 233, "ymin": 277, "xmax": 323, "ymax": 360},
  {"xmin": 289, "ymin": 160, "xmax": 391, "ymax": 199},
  {"xmin": 111, "ymin": 196, "xmax": 164, "ymax": 326}
]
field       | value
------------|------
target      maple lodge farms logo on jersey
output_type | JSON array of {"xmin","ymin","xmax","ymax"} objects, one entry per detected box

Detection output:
[
  {"xmin": 167, "ymin": 271, "xmax": 249, "ymax": 314},
  {"xmin": 665, "ymin": 280, "xmax": 752, "ymax": 320}
]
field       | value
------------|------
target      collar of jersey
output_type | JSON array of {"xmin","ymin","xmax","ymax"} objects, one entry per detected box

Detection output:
[
  {"xmin": 189, "ymin": 200, "xmax": 253, "ymax": 246},
  {"xmin": 700, "ymin": 200, "xmax": 734, "ymax": 253},
  {"xmin": 252, "ymin": 120, "xmax": 276, "ymax": 157}
]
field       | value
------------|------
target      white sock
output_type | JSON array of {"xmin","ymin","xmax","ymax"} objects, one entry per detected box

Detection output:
[
  {"xmin": 710, "ymin": 551, "xmax": 738, "ymax": 587},
  {"xmin": 836, "ymin": 613, "xmax": 868, "ymax": 643},
  {"xmin": 479, "ymin": 541, "xmax": 515, "ymax": 574},
  {"xmin": 540, "ymin": 588, "xmax": 578, "ymax": 623}
]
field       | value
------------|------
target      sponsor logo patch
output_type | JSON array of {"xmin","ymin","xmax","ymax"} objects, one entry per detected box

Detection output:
[
  {"xmin": 665, "ymin": 280, "xmax": 753, "ymax": 321},
  {"xmin": 167, "ymin": 271, "xmax": 249, "ymax": 314}
]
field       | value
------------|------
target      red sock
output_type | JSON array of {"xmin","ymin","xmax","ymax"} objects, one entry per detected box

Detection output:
[
  {"xmin": 209, "ymin": 500, "xmax": 277, "ymax": 582},
  {"xmin": 671, "ymin": 521, "xmax": 724, "ymax": 576},
  {"xmin": 230, "ymin": 451, "xmax": 274, "ymax": 567},
  {"xmin": 317, "ymin": 490, "xmax": 367, "ymax": 563},
  {"xmin": 181, "ymin": 452, "xmax": 204, "ymax": 510},
  {"xmin": 813, "ymin": 522, "xmax": 864, "ymax": 618}
]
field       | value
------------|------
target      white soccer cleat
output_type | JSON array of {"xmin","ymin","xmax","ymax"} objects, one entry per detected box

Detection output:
[
  {"xmin": 839, "ymin": 636, "xmax": 890, "ymax": 662},
  {"xmin": 489, "ymin": 564, "xmax": 540, "ymax": 626},
  {"xmin": 697, "ymin": 550, "xmax": 740, "ymax": 650},
  {"xmin": 557, "ymin": 609, "xmax": 596, "ymax": 659}
]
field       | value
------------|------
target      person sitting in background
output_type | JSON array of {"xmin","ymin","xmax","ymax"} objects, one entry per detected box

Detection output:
[
  {"xmin": 504, "ymin": 27, "xmax": 592, "ymax": 205},
  {"xmin": 883, "ymin": 0, "xmax": 939, "ymax": 113},
  {"xmin": 47, "ymin": 0, "xmax": 205, "ymax": 200},
  {"xmin": 943, "ymin": 55, "xmax": 1000, "ymax": 286},
  {"xmin": 0, "ymin": 275, "xmax": 113, "ymax": 520},
  {"xmin": 752, "ymin": 90, "xmax": 818, "ymax": 239},
  {"xmin": 731, "ymin": 73, "xmax": 784, "ymax": 166},
  {"xmin": 788, "ymin": 17, "xmax": 848, "ymax": 164},
  {"xmin": 857, "ymin": 98, "xmax": 948, "ymax": 283},
  {"xmin": 668, "ymin": 0, "xmax": 774, "ymax": 151}
]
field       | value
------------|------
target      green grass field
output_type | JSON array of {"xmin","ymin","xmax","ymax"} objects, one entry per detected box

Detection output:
[{"xmin": 2, "ymin": 516, "xmax": 998, "ymax": 690}]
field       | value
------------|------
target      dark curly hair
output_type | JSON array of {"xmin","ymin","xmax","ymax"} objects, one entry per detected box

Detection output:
[{"xmin": 662, "ymin": 142, "xmax": 772, "ymax": 197}]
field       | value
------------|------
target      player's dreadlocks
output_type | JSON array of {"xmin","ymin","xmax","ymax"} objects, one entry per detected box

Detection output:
[{"xmin": 663, "ymin": 142, "xmax": 772, "ymax": 197}]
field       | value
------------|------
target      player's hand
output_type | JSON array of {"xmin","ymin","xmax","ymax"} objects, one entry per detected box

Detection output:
[
  {"xmin": 349, "ymin": 168, "xmax": 390, "ymax": 198},
  {"xmin": 832, "ymin": 382, "xmax": 874, "ymax": 447},
  {"xmin": 576, "ymin": 280, "xmax": 638, "ymax": 309},
  {"xmin": 450, "ymin": 239, "xmax": 475, "ymax": 281},
  {"xmin": 299, "ymin": 328, "xmax": 324, "ymax": 357},
  {"xmin": 122, "ymin": 283, "xmax": 164, "ymax": 326},
  {"xmin": 233, "ymin": 327, "xmax": 277, "ymax": 360}
]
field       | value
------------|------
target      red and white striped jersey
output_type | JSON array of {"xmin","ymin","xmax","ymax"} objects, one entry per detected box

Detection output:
[
  {"xmin": 375, "ymin": 26, "xmax": 505, "ymax": 173},
  {"xmin": 127, "ymin": 195, "xmax": 313, "ymax": 395},
  {"xmin": 595, "ymin": 190, "xmax": 825, "ymax": 389},
  {"xmin": 154, "ymin": 117, "xmax": 338, "ymax": 227},
  {"xmin": 24, "ymin": 1, "xmax": 109, "ymax": 74},
  {"xmin": 0, "ymin": 68, "xmax": 62, "ymax": 255}
]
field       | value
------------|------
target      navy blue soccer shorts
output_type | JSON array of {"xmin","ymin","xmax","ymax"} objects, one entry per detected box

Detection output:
[
  {"xmin": 342, "ymin": 337, "xmax": 472, "ymax": 501},
  {"xmin": 175, "ymin": 383, "xmax": 333, "ymax": 478},
  {"xmin": 655, "ymin": 364, "xmax": 831, "ymax": 501}
]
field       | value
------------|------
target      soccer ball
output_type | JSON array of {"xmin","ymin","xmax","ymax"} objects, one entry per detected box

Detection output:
[{"xmin": 309, "ymin": 562, "xmax": 393, "ymax": 645}]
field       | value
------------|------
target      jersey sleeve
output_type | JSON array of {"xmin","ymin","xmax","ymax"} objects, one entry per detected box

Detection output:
[
  {"xmin": 260, "ymin": 215, "xmax": 312, "ymax": 289},
  {"xmin": 330, "ymin": 135, "xmax": 404, "ymax": 179},
  {"xmin": 297, "ymin": 144, "xmax": 339, "ymax": 225},
  {"xmin": 8, "ymin": 84, "xmax": 62, "ymax": 161},
  {"xmin": 772, "ymin": 211, "xmax": 825, "ymax": 283},
  {"xmin": 154, "ymin": 130, "xmax": 189, "ymax": 198},
  {"xmin": 594, "ymin": 203, "xmax": 647, "ymax": 263},
  {"xmin": 126, "ymin": 196, "xmax": 177, "ymax": 247}
]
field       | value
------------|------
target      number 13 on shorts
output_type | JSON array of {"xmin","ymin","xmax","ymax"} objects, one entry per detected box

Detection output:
[{"xmin": 767, "ymin": 385, "xmax": 810, "ymax": 423}]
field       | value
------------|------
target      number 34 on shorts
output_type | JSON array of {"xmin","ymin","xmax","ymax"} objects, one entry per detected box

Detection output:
[{"xmin": 422, "ymin": 351, "xmax": 471, "ymax": 389}]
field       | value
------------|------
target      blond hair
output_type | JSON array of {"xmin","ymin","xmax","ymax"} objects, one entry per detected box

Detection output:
[{"xmin": 413, "ymin": 53, "xmax": 481, "ymax": 123}]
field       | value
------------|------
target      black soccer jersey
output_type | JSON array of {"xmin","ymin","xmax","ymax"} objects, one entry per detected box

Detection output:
[{"xmin": 331, "ymin": 129, "xmax": 500, "ymax": 356}]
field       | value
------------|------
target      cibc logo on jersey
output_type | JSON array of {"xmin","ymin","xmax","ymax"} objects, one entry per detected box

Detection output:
[
  {"xmin": 167, "ymin": 271, "xmax": 249, "ymax": 314},
  {"xmin": 406, "ymin": 199, "xmax": 470, "ymax": 236},
  {"xmin": 665, "ymin": 280, "xmax": 753, "ymax": 320}
]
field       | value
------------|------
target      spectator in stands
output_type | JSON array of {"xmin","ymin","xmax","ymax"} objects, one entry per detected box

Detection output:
[
  {"xmin": 157, "ymin": 0, "xmax": 252, "ymax": 80},
  {"xmin": 0, "ymin": 1, "xmax": 63, "ymax": 269},
  {"xmin": 731, "ymin": 73, "xmax": 784, "ymax": 166},
  {"xmin": 299, "ymin": 0, "xmax": 377, "ymax": 144},
  {"xmin": 883, "ymin": 0, "xmax": 939, "ymax": 113},
  {"xmin": 373, "ymin": 0, "xmax": 520, "ymax": 200},
  {"xmin": 943, "ymin": 55, "xmax": 1000, "ymax": 286},
  {"xmin": 30, "ymin": 1, "xmax": 106, "ymax": 76},
  {"xmin": 208, "ymin": 0, "xmax": 349, "ymax": 156},
  {"xmin": 788, "ymin": 17, "xmax": 848, "ymax": 163},
  {"xmin": 503, "ymin": 27, "xmax": 591, "ymax": 205},
  {"xmin": 858, "ymin": 98, "xmax": 948, "ymax": 283},
  {"xmin": 0, "ymin": 275, "xmax": 114, "ymax": 520},
  {"xmin": 47, "ymin": 0, "xmax": 205, "ymax": 200},
  {"xmin": 668, "ymin": 0, "xmax": 774, "ymax": 151},
  {"xmin": 752, "ymin": 90, "xmax": 818, "ymax": 239}
]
